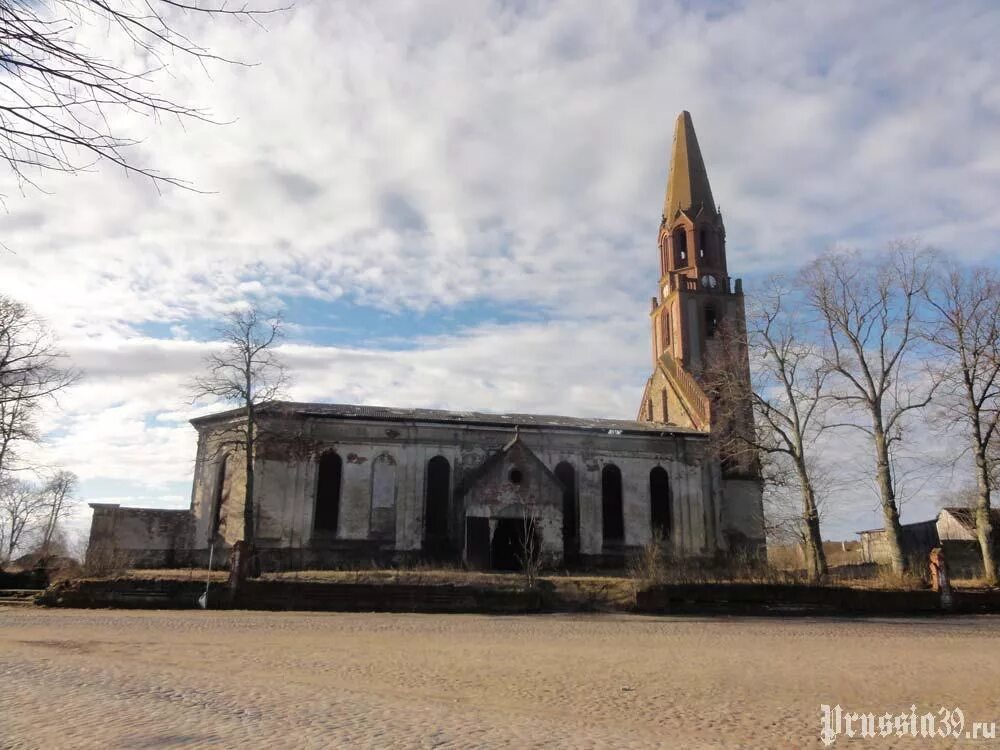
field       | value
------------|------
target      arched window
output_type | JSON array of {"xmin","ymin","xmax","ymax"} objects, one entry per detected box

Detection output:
[
  {"xmin": 424, "ymin": 455, "xmax": 450, "ymax": 542},
  {"xmin": 673, "ymin": 229, "xmax": 687, "ymax": 266},
  {"xmin": 704, "ymin": 304, "xmax": 718, "ymax": 338},
  {"xmin": 370, "ymin": 454, "xmax": 397, "ymax": 540},
  {"xmin": 699, "ymin": 228, "xmax": 708, "ymax": 260},
  {"xmin": 555, "ymin": 462, "xmax": 578, "ymax": 562},
  {"xmin": 662, "ymin": 312, "xmax": 671, "ymax": 347},
  {"xmin": 649, "ymin": 466, "xmax": 672, "ymax": 540},
  {"xmin": 601, "ymin": 464, "xmax": 624, "ymax": 547},
  {"xmin": 314, "ymin": 451, "xmax": 342, "ymax": 532},
  {"xmin": 210, "ymin": 453, "xmax": 230, "ymax": 539},
  {"xmin": 661, "ymin": 388, "xmax": 669, "ymax": 422},
  {"xmin": 646, "ymin": 399, "xmax": 653, "ymax": 421}
]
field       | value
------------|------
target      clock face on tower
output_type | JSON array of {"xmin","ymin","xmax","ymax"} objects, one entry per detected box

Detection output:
[{"xmin": 700, "ymin": 274, "xmax": 717, "ymax": 289}]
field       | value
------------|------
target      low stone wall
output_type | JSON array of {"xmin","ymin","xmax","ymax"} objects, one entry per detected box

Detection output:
[
  {"xmin": 87, "ymin": 504, "xmax": 193, "ymax": 569},
  {"xmin": 636, "ymin": 583, "xmax": 1000, "ymax": 616},
  {"xmin": 0, "ymin": 568, "xmax": 48, "ymax": 589},
  {"xmin": 38, "ymin": 578, "xmax": 542, "ymax": 614},
  {"xmin": 39, "ymin": 579, "xmax": 209, "ymax": 609}
]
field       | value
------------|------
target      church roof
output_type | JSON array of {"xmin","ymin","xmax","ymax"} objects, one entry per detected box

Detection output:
[
  {"xmin": 191, "ymin": 400, "xmax": 701, "ymax": 436},
  {"xmin": 663, "ymin": 111, "xmax": 717, "ymax": 223}
]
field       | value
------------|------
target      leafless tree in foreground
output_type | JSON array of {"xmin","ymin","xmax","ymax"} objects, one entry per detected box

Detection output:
[
  {"xmin": 710, "ymin": 278, "xmax": 832, "ymax": 582},
  {"xmin": 516, "ymin": 499, "xmax": 542, "ymax": 589},
  {"xmin": 0, "ymin": 0, "xmax": 281, "ymax": 193},
  {"xmin": 37, "ymin": 468, "xmax": 77, "ymax": 558},
  {"xmin": 0, "ymin": 296, "xmax": 77, "ymax": 480},
  {"xmin": 0, "ymin": 476, "xmax": 45, "ymax": 563},
  {"xmin": 191, "ymin": 305, "xmax": 287, "ymax": 582},
  {"xmin": 924, "ymin": 267, "xmax": 1000, "ymax": 584},
  {"xmin": 802, "ymin": 243, "xmax": 935, "ymax": 574}
]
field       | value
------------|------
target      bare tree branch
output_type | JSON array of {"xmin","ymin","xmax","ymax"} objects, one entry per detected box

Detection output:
[
  {"xmin": 0, "ymin": 295, "xmax": 79, "ymax": 480},
  {"xmin": 923, "ymin": 265, "xmax": 1000, "ymax": 584},
  {"xmin": 189, "ymin": 303, "xmax": 288, "ymax": 584},
  {"xmin": 0, "ymin": 0, "xmax": 286, "ymax": 194},
  {"xmin": 705, "ymin": 276, "xmax": 832, "ymax": 581},
  {"xmin": 800, "ymin": 241, "xmax": 935, "ymax": 574}
]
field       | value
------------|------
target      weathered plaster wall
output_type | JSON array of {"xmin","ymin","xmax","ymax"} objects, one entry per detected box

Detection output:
[
  {"xmin": 720, "ymin": 478, "xmax": 765, "ymax": 549},
  {"xmin": 92, "ymin": 409, "xmax": 764, "ymax": 569},
  {"xmin": 87, "ymin": 503, "xmax": 192, "ymax": 567},
  {"xmin": 461, "ymin": 440, "xmax": 564, "ymax": 559},
  {"xmin": 184, "ymin": 414, "xmax": 733, "ymax": 565}
]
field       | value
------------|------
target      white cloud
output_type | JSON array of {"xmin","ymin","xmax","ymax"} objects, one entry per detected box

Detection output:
[{"xmin": 3, "ymin": 0, "xmax": 999, "ymax": 541}]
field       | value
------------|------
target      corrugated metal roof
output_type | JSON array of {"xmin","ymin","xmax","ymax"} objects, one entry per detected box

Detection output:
[
  {"xmin": 940, "ymin": 506, "xmax": 1000, "ymax": 534},
  {"xmin": 191, "ymin": 400, "xmax": 701, "ymax": 436}
]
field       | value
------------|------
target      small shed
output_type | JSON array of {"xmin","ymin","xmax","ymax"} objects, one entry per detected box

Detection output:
[
  {"xmin": 856, "ymin": 520, "xmax": 940, "ymax": 566},
  {"xmin": 936, "ymin": 507, "xmax": 1000, "ymax": 576}
]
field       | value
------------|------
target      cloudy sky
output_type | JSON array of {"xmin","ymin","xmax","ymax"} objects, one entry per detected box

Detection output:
[{"xmin": 3, "ymin": 0, "xmax": 1000, "ymax": 541}]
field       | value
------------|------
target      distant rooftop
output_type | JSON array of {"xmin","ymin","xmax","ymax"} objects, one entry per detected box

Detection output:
[{"xmin": 190, "ymin": 400, "xmax": 701, "ymax": 436}]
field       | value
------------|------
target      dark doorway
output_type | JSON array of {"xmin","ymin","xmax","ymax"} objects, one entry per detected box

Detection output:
[
  {"xmin": 555, "ymin": 462, "xmax": 578, "ymax": 563},
  {"xmin": 650, "ymin": 466, "xmax": 672, "ymax": 540},
  {"xmin": 490, "ymin": 518, "xmax": 539, "ymax": 572},
  {"xmin": 314, "ymin": 451, "xmax": 342, "ymax": 533},
  {"xmin": 602, "ymin": 464, "xmax": 624, "ymax": 548},
  {"xmin": 424, "ymin": 456, "xmax": 451, "ymax": 555},
  {"xmin": 466, "ymin": 517, "xmax": 491, "ymax": 570}
]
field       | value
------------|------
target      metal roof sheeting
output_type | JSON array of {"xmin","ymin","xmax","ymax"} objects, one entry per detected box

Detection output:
[{"xmin": 191, "ymin": 400, "xmax": 701, "ymax": 436}]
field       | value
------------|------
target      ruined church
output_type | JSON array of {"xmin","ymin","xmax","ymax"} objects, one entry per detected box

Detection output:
[{"xmin": 88, "ymin": 112, "xmax": 765, "ymax": 570}]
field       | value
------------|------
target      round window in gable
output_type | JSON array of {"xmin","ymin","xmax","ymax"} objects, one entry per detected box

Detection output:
[{"xmin": 508, "ymin": 468, "xmax": 523, "ymax": 484}]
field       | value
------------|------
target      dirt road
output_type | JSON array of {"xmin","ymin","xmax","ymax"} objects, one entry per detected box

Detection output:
[{"xmin": 2, "ymin": 609, "xmax": 998, "ymax": 748}]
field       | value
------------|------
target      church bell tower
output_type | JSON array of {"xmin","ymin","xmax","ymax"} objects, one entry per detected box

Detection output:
[{"xmin": 638, "ymin": 111, "xmax": 749, "ymax": 437}]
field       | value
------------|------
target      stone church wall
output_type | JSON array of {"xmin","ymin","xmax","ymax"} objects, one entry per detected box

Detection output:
[
  {"xmin": 180, "ymin": 414, "xmax": 727, "ymax": 568},
  {"xmin": 87, "ymin": 503, "xmax": 193, "ymax": 568}
]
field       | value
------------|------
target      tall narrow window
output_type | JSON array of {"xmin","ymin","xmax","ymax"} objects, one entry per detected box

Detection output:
[
  {"xmin": 673, "ymin": 229, "xmax": 687, "ymax": 266},
  {"xmin": 661, "ymin": 388, "xmax": 669, "ymax": 422},
  {"xmin": 704, "ymin": 305, "xmax": 718, "ymax": 338},
  {"xmin": 699, "ymin": 229, "xmax": 708, "ymax": 260},
  {"xmin": 210, "ymin": 453, "xmax": 230, "ymax": 539},
  {"xmin": 601, "ymin": 464, "xmax": 624, "ymax": 547},
  {"xmin": 555, "ymin": 462, "xmax": 578, "ymax": 562},
  {"xmin": 424, "ymin": 455, "xmax": 451, "ymax": 541},
  {"xmin": 314, "ymin": 451, "xmax": 342, "ymax": 532},
  {"xmin": 650, "ymin": 466, "xmax": 672, "ymax": 540},
  {"xmin": 370, "ymin": 454, "xmax": 397, "ymax": 540},
  {"xmin": 662, "ymin": 312, "xmax": 671, "ymax": 347}
]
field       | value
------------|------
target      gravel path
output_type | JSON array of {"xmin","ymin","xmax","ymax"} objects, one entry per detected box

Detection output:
[{"xmin": 1, "ymin": 608, "xmax": 999, "ymax": 748}]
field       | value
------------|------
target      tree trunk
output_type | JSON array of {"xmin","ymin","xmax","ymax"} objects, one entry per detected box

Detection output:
[
  {"xmin": 797, "ymin": 467, "xmax": 828, "ymax": 583},
  {"xmin": 873, "ymin": 426, "xmax": 907, "ymax": 574},
  {"xmin": 241, "ymin": 399, "xmax": 260, "ymax": 579},
  {"xmin": 973, "ymin": 445, "xmax": 998, "ymax": 585}
]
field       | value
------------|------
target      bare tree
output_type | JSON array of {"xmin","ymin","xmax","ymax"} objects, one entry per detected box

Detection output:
[
  {"xmin": 0, "ymin": 296, "xmax": 77, "ymax": 479},
  {"xmin": 37, "ymin": 468, "xmax": 77, "ymax": 558},
  {"xmin": 711, "ymin": 279, "xmax": 832, "ymax": 581},
  {"xmin": 516, "ymin": 499, "xmax": 542, "ymax": 589},
  {"xmin": 191, "ymin": 305, "xmax": 287, "ymax": 581},
  {"xmin": 1, "ymin": 0, "xmax": 281, "ymax": 193},
  {"xmin": 0, "ymin": 476, "xmax": 45, "ymax": 563},
  {"xmin": 924, "ymin": 267, "xmax": 1000, "ymax": 584},
  {"xmin": 802, "ymin": 243, "xmax": 935, "ymax": 574}
]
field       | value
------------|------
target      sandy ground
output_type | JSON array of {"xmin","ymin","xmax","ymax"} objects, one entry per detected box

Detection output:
[{"xmin": 1, "ymin": 609, "xmax": 999, "ymax": 749}]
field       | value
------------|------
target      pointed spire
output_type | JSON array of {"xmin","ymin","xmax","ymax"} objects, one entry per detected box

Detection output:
[{"xmin": 663, "ymin": 111, "xmax": 717, "ymax": 223}]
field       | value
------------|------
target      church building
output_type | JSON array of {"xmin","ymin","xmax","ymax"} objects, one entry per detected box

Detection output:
[{"xmin": 87, "ymin": 112, "xmax": 765, "ymax": 570}]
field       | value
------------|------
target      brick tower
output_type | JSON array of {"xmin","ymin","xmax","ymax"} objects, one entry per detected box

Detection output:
[
  {"xmin": 639, "ymin": 111, "xmax": 763, "ymax": 551},
  {"xmin": 638, "ymin": 111, "xmax": 750, "ymax": 437}
]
